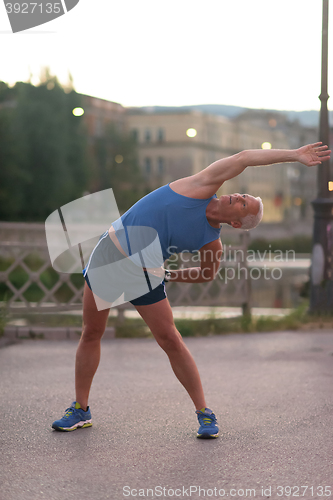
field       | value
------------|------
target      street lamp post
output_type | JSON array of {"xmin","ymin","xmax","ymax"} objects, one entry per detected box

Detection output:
[{"xmin": 309, "ymin": 0, "xmax": 333, "ymax": 313}]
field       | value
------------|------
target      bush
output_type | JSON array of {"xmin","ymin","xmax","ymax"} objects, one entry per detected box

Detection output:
[{"xmin": 0, "ymin": 299, "xmax": 10, "ymax": 337}]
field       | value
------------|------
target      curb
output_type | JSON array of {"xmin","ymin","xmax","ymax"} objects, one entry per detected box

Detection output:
[
  {"xmin": 3, "ymin": 325, "xmax": 116, "ymax": 342},
  {"xmin": 0, "ymin": 335, "xmax": 22, "ymax": 349}
]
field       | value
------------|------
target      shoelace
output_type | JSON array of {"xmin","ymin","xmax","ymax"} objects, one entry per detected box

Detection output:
[
  {"xmin": 63, "ymin": 407, "xmax": 77, "ymax": 419},
  {"xmin": 196, "ymin": 411, "xmax": 217, "ymax": 426}
]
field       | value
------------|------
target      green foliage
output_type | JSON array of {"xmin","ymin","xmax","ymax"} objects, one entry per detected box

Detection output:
[
  {"xmin": 0, "ymin": 70, "xmax": 144, "ymax": 221},
  {"xmin": 0, "ymin": 296, "xmax": 10, "ymax": 337},
  {"xmin": 175, "ymin": 319, "xmax": 197, "ymax": 337},
  {"xmin": 0, "ymin": 76, "xmax": 89, "ymax": 221},
  {"xmin": 115, "ymin": 319, "xmax": 151, "ymax": 338},
  {"xmin": 7, "ymin": 300, "xmax": 333, "ymax": 339},
  {"xmin": 91, "ymin": 123, "xmax": 145, "ymax": 212},
  {"xmin": 18, "ymin": 313, "xmax": 82, "ymax": 328},
  {"xmin": 173, "ymin": 301, "xmax": 332, "ymax": 336},
  {"xmin": 0, "ymin": 256, "xmax": 83, "ymax": 303},
  {"xmin": 240, "ymin": 313, "xmax": 252, "ymax": 332},
  {"xmin": 175, "ymin": 317, "xmax": 245, "ymax": 337}
]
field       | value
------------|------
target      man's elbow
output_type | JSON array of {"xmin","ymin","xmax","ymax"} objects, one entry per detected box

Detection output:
[
  {"xmin": 238, "ymin": 150, "xmax": 249, "ymax": 169},
  {"xmin": 201, "ymin": 267, "xmax": 219, "ymax": 282}
]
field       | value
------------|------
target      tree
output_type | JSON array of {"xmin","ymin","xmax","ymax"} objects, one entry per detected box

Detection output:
[
  {"xmin": 91, "ymin": 123, "xmax": 145, "ymax": 213},
  {"xmin": 0, "ymin": 73, "xmax": 89, "ymax": 221},
  {"xmin": 0, "ymin": 92, "xmax": 31, "ymax": 218},
  {"xmin": 0, "ymin": 68, "xmax": 144, "ymax": 221}
]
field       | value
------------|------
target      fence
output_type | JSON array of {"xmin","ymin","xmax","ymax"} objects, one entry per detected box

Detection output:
[{"xmin": 0, "ymin": 234, "xmax": 251, "ymax": 317}]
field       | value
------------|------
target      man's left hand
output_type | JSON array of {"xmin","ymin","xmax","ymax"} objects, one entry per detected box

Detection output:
[{"xmin": 297, "ymin": 142, "xmax": 331, "ymax": 167}]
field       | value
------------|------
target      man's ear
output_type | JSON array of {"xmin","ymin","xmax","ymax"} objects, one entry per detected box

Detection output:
[{"xmin": 230, "ymin": 220, "xmax": 242, "ymax": 229}]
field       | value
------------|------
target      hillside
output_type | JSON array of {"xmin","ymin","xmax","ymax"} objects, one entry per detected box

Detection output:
[{"xmin": 137, "ymin": 104, "xmax": 333, "ymax": 128}]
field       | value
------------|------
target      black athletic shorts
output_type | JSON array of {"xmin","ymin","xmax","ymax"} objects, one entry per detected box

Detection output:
[{"xmin": 82, "ymin": 231, "xmax": 167, "ymax": 306}]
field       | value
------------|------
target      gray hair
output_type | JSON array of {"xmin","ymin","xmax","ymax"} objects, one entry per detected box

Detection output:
[{"xmin": 240, "ymin": 197, "xmax": 264, "ymax": 230}]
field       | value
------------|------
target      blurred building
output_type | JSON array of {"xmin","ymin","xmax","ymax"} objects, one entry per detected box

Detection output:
[
  {"xmin": 125, "ymin": 109, "xmax": 237, "ymax": 188},
  {"xmin": 125, "ymin": 108, "xmax": 297, "ymax": 224},
  {"xmin": 81, "ymin": 95, "xmax": 126, "ymax": 137},
  {"xmin": 79, "ymin": 95, "xmax": 319, "ymax": 226},
  {"xmin": 80, "ymin": 95, "xmax": 126, "ymax": 191},
  {"xmin": 233, "ymin": 110, "xmax": 318, "ymax": 224}
]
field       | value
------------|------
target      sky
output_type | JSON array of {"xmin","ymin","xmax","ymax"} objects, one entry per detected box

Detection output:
[{"xmin": 1, "ymin": 0, "xmax": 332, "ymax": 112}]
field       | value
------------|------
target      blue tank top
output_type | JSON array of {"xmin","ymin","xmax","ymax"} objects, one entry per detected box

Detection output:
[{"xmin": 112, "ymin": 184, "xmax": 221, "ymax": 261}]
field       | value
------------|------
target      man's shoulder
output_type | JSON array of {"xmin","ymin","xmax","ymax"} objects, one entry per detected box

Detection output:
[
  {"xmin": 169, "ymin": 176, "xmax": 217, "ymax": 199},
  {"xmin": 199, "ymin": 238, "xmax": 222, "ymax": 251}
]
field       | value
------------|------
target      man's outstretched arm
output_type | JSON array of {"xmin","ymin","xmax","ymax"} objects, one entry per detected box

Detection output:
[
  {"xmin": 196, "ymin": 142, "xmax": 331, "ymax": 193},
  {"xmin": 170, "ymin": 143, "xmax": 331, "ymax": 199}
]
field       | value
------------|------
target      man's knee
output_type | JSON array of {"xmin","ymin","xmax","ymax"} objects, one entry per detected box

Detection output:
[
  {"xmin": 154, "ymin": 326, "xmax": 184, "ymax": 353},
  {"xmin": 81, "ymin": 323, "xmax": 105, "ymax": 342}
]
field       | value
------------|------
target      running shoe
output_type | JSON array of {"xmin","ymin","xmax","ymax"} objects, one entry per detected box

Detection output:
[
  {"xmin": 196, "ymin": 407, "xmax": 219, "ymax": 438},
  {"xmin": 52, "ymin": 402, "xmax": 92, "ymax": 432}
]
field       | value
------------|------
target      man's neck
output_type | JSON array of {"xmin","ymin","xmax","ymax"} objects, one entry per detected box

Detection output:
[{"xmin": 206, "ymin": 198, "xmax": 228, "ymax": 226}]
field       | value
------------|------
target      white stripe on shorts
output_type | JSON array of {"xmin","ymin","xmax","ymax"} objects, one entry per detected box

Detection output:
[{"xmin": 83, "ymin": 230, "xmax": 109, "ymax": 277}]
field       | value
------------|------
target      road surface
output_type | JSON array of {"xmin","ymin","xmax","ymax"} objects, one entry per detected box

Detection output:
[{"xmin": 0, "ymin": 330, "xmax": 332, "ymax": 500}]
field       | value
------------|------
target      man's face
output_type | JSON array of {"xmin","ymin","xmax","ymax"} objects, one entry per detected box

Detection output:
[{"xmin": 219, "ymin": 193, "xmax": 260, "ymax": 225}]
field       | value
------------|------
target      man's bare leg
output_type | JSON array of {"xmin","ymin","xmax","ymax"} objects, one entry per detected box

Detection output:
[
  {"xmin": 76, "ymin": 286, "xmax": 207, "ymax": 411},
  {"xmin": 135, "ymin": 299, "xmax": 207, "ymax": 411},
  {"xmin": 75, "ymin": 283, "xmax": 110, "ymax": 410}
]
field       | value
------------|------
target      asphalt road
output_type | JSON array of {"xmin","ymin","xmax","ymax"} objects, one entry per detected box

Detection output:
[{"xmin": 0, "ymin": 331, "xmax": 332, "ymax": 500}]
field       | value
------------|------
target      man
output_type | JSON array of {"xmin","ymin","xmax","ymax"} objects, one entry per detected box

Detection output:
[{"xmin": 52, "ymin": 142, "xmax": 330, "ymax": 438}]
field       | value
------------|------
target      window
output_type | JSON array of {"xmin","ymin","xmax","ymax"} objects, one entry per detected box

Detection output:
[
  {"xmin": 145, "ymin": 129, "xmax": 151, "ymax": 142},
  {"xmin": 157, "ymin": 128, "xmax": 165, "ymax": 141},
  {"xmin": 131, "ymin": 129, "xmax": 139, "ymax": 141},
  {"xmin": 157, "ymin": 157, "xmax": 164, "ymax": 174},
  {"xmin": 145, "ymin": 157, "xmax": 152, "ymax": 174}
]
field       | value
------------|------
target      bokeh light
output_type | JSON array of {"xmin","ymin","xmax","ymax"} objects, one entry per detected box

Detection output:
[
  {"xmin": 261, "ymin": 142, "xmax": 272, "ymax": 149},
  {"xmin": 186, "ymin": 128, "xmax": 197, "ymax": 138},
  {"xmin": 72, "ymin": 107, "xmax": 84, "ymax": 117}
]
